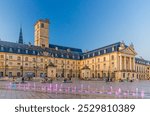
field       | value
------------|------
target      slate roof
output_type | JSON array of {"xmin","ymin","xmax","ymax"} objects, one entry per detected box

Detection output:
[
  {"xmin": 82, "ymin": 42, "xmax": 122, "ymax": 59},
  {"xmin": 0, "ymin": 40, "xmax": 81, "ymax": 60},
  {"xmin": 1, "ymin": 40, "xmax": 149, "ymax": 64},
  {"xmin": 50, "ymin": 44, "xmax": 82, "ymax": 53},
  {"xmin": 135, "ymin": 57, "xmax": 150, "ymax": 65}
]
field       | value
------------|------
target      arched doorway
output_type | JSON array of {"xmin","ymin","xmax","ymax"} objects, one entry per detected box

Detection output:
[{"xmin": 92, "ymin": 73, "xmax": 94, "ymax": 78}]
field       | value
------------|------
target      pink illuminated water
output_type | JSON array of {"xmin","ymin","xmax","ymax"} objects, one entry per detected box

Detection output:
[{"xmin": 4, "ymin": 82, "xmax": 146, "ymax": 98}]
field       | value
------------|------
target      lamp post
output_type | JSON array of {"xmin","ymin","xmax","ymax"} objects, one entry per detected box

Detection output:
[
  {"xmin": 20, "ymin": 66, "xmax": 23, "ymax": 77},
  {"xmin": 5, "ymin": 64, "xmax": 8, "ymax": 77},
  {"xmin": 108, "ymin": 66, "xmax": 111, "ymax": 82},
  {"xmin": 44, "ymin": 64, "xmax": 48, "ymax": 77},
  {"xmin": 62, "ymin": 62, "xmax": 64, "ymax": 78},
  {"xmin": 69, "ymin": 69, "xmax": 72, "ymax": 80},
  {"xmin": 5, "ymin": 56, "xmax": 8, "ymax": 77},
  {"xmin": 34, "ymin": 66, "xmax": 39, "ymax": 77}
]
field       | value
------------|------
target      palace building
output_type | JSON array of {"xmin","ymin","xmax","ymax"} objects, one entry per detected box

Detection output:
[{"xmin": 0, "ymin": 19, "xmax": 150, "ymax": 81}]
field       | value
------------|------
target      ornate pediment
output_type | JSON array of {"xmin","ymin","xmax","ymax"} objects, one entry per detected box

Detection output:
[{"xmin": 120, "ymin": 46, "xmax": 137, "ymax": 56}]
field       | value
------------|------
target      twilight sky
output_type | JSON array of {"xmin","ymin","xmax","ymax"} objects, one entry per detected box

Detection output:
[{"xmin": 0, "ymin": 0, "xmax": 150, "ymax": 59}]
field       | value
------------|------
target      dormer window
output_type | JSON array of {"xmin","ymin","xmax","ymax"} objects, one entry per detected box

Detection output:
[
  {"xmin": 83, "ymin": 56, "xmax": 84, "ymax": 59},
  {"xmin": 112, "ymin": 46, "xmax": 115, "ymax": 51},
  {"xmin": 33, "ymin": 51, "xmax": 35, "ymax": 54},
  {"xmin": 9, "ymin": 48, "xmax": 13, "ymax": 52},
  {"xmin": 52, "ymin": 54, "xmax": 54, "ymax": 57},
  {"xmin": 67, "ymin": 49, "xmax": 70, "ymax": 52},
  {"xmin": 55, "ymin": 47, "xmax": 58, "ymax": 50},
  {"xmin": 78, "ymin": 56, "xmax": 80, "ymax": 59},
  {"xmin": 88, "ymin": 54, "xmax": 90, "ymax": 58},
  {"xmin": 98, "ymin": 51, "xmax": 100, "ymax": 55},
  {"xmin": 93, "ymin": 53, "xmax": 95, "ymax": 57},
  {"xmin": 72, "ymin": 55, "xmax": 75, "ymax": 59},
  {"xmin": 55, "ymin": 53, "xmax": 58, "ymax": 57},
  {"xmin": 18, "ymin": 49, "xmax": 20, "ymax": 53},
  {"xmin": 61, "ymin": 54, "xmax": 64, "ymax": 58},
  {"xmin": 0, "ymin": 46, "xmax": 4, "ymax": 51},
  {"xmin": 67, "ymin": 55, "xmax": 69, "ymax": 58},
  {"xmin": 104, "ymin": 49, "xmax": 106, "ymax": 54},
  {"xmin": 26, "ymin": 50, "xmax": 28, "ymax": 54}
]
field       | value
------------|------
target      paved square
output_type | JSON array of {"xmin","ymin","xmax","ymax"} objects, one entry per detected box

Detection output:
[{"xmin": 0, "ymin": 79, "xmax": 150, "ymax": 99}]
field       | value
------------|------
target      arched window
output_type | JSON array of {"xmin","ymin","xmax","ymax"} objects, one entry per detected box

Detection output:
[{"xmin": 103, "ymin": 57, "xmax": 106, "ymax": 61}]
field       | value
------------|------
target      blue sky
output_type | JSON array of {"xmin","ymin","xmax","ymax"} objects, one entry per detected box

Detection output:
[{"xmin": 0, "ymin": 0, "xmax": 150, "ymax": 59}]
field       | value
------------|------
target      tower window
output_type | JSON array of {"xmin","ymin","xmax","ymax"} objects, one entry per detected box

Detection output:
[{"xmin": 41, "ymin": 23, "xmax": 44, "ymax": 28}]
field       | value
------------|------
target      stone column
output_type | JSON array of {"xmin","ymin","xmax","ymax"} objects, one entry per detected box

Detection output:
[
  {"xmin": 130, "ymin": 57, "xmax": 132, "ymax": 71},
  {"xmin": 133, "ymin": 57, "xmax": 135, "ymax": 71},
  {"xmin": 124, "ymin": 56, "xmax": 126, "ymax": 70},
  {"xmin": 120, "ymin": 55, "xmax": 122, "ymax": 70}
]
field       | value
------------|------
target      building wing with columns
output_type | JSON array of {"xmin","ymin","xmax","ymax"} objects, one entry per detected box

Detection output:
[{"xmin": 0, "ymin": 19, "xmax": 149, "ymax": 81}]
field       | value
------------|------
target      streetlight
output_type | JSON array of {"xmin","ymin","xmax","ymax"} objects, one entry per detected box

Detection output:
[
  {"xmin": 20, "ymin": 66, "xmax": 23, "ymax": 77},
  {"xmin": 5, "ymin": 64, "xmax": 8, "ymax": 77},
  {"xmin": 44, "ymin": 64, "xmax": 48, "ymax": 77},
  {"xmin": 34, "ymin": 66, "xmax": 39, "ymax": 77},
  {"xmin": 62, "ymin": 62, "xmax": 64, "ymax": 78}
]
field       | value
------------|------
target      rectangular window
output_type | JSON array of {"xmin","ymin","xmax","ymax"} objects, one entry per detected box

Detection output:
[
  {"xmin": 0, "ymin": 62, "xmax": 4, "ymax": 66},
  {"xmin": 98, "ymin": 58, "xmax": 100, "ymax": 62},
  {"xmin": 17, "ymin": 56, "xmax": 21, "ymax": 61},
  {"xmin": 17, "ymin": 63, "xmax": 21, "ymax": 65},
  {"xmin": 25, "ymin": 57, "xmax": 28, "ymax": 61},
  {"xmin": 9, "ymin": 62, "xmax": 13, "ymax": 65},
  {"xmin": 33, "ymin": 58, "xmax": 36, "ymax": 62},
  {"xmin": 9, "ymin": 56, "xmax": 13, "ymax": 59},
  {"xmin": 0, "ymin": 55, "xmax": 4, "ymax": 59},
  {"xmin": 41, "ymin": 58, "xmax": 43, "ymax": 62}
]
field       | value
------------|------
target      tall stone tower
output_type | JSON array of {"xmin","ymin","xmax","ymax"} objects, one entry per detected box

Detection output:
[{"xmin": 34, "ymin": 19, "xmax": 50, "ymax": 48}]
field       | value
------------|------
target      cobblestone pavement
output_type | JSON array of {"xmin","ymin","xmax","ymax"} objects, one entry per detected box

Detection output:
[{"xmin": 0, "ymin": 79, "xmax": 150, "ymax": 99}]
